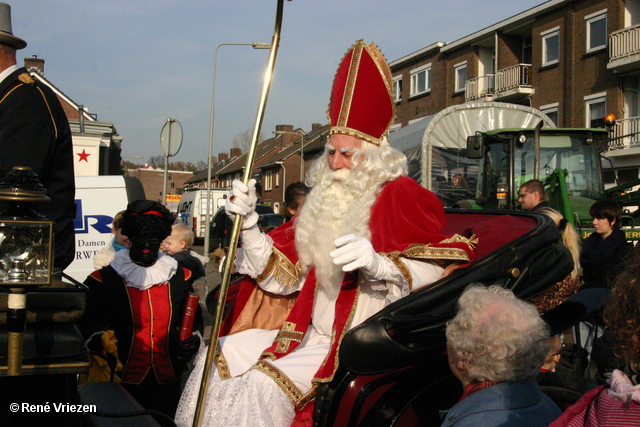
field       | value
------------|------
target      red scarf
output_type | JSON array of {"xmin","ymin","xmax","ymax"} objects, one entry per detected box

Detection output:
[{"xmin": 460, "ymin": 379, "xmax": 501, "ymax": 401}]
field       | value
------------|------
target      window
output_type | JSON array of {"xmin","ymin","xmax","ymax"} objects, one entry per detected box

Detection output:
[
  {"xmin": 454, "ymin": 61, "xmax": 467, "ymax": 93},
  {"xmin": 604, "ymin": 167, "xmax": 639, "ymax": 185},
  {"xmin": 265, "ymin": 170, "xmax": 273, "ymax": 191},
  {"xmin": 275, "ymin": 171, "xmax": 279, "ymax": 187},
  {"xmin": 540, "ymin": 102, "xmax": 559, "ymax": 127},
  {"xmin": 410, "ymin": 63, "xmax": 431, "ymax": 97},
  {"xmin": 627, "ymin": 0, "xmax": 640, "ymax": 27},
  {"xmin": 585, "ymin": 93, "xmax": 607, "ymax": 128},
  {"xmin": 585, "ymin": 10, "xmax": 607, "ymax": 53},
  {"xmin": 541, "ymin": 27, "xmax": 560, "ymax": 66},
  {"xmin": 393, "ymin": 75, "xmax": 402, "ymax": 102}
]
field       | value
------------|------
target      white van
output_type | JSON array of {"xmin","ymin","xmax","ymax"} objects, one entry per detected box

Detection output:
[
  {"xmin": 176, "ymin": 188, "xmax": 229, "ymax": 241},
  {"xmin": 64, "ymin": 175, "xmax": 145, "ymax": 283}
]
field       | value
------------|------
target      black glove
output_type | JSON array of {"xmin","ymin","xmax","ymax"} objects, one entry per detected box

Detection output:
[{"xmin": 176, "ymin": 334, "xmax": 200, "ymax": 361}]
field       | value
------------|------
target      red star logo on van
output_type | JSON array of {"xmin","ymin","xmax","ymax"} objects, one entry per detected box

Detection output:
[{"xmin": 77, "ymin": 149, "xmax": 90, "ymax": 162}]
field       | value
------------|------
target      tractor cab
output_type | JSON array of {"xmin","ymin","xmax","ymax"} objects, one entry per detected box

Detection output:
[{"xmin": 463, "ymin": 127, "xmax": 609, "ymax": 226}]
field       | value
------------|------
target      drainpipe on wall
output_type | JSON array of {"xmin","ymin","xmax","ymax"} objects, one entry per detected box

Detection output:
[
  {"xmin": 276, "ymin": 161, "xmax": 286, "ymax": 204},
  {"xmin": 78, "ymin": 105, "xmax": 85, "ymax": 134}
]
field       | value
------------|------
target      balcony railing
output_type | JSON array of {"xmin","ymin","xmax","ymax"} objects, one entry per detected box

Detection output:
[
  {"xmin": 494, "ymin": 64, "xmax": 531, "ymax": 94},
  {"xmin": 609, "ymin": 24, "xmax": 640, "ymax": 62},
  {"xmin": 465, "ymin": 74, "xmax": 494, "ymax": 102},
  {"xmin": 608, "ymin": 116, "xmax": 640, "ymax": 150},
  {"xmin": 465, "ymin": 64, "xmax": 532, "ymax": 102}
]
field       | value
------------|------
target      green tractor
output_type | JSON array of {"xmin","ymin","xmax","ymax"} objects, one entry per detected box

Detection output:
[{"xmin": 462, "ymin": 123, "xmax": 640, "ymax": 241}]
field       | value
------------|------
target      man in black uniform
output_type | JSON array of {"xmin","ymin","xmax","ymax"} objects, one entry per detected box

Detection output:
[{"xmin": 0, "ymin": 2, "xmax": 75, "ymax": 272}]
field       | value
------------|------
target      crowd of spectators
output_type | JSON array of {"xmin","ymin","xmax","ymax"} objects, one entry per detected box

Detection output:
[
  {"xmin": 499, "ymin": 195, "xmax": 640, "ymax": 426},
  {"xmin": 434, "ymin": 192, "xmax": 640, "ymax": 426}
]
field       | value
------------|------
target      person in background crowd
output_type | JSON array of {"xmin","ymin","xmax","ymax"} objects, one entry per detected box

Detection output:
[
  {"xmin": 518, "ymin": 179, "xmax": 548, "ymax": 212},
  {"xmin": 93, "ymin": 210, "xmax": 130, "ymax": 270},
  {"xmin": 283, "ymin": 181, "xmax": 310, "ymax": 221},
  {"xmin": 442, "ymin": 284, "xmax": 560, "ymax": 427},
  {"xmin": 550, "ymin": 255, "xmax": 640, "ymax": 426},
  {"xmin": 580, "ymin": 200, "xmax": 632, "ymax": 290},
  {"xmin": 452, "ymin": 174, "xmax": 469, "ymax": 188},
  {"xmin": 528, "ymin": 207, "xmax": 581, "ymax": 313},
  {"xmin": 0, "ymin": 2, "xmax": 75, "ymax": 273},
  {"xmin": 538, "ymin": 334, "xmax": 566, "ymax": 388},
  {"xmin": 579, "ymin": 200, "xmax": 633, "ymax": 357}
]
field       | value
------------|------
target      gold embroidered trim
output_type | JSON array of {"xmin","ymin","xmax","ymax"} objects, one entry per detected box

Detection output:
[
  {"xmin": 214, "ymin": 342, "xmax": 231, "ymax": 380},
  {"xmin": 329, "ymin": 126, "xmax": 384, "ymax": 146},
  {"xmin": 327, "ymin": 40, "xmax": 396, "ymax": 147},
  {"xmin": 390, "ymin": 256, "xmax": 413, "ymax": 289},
  {"xmin": 0, "ymin": 84, "xmax": 21, "ymax": 104},
  {"xmin": 260, "ymin": 350, "xmax": 276, "ymax": 361},
  {"xmin": 123, "ymin": 279, "xmax": 136, "ymax": 381},
  {"xmin": 256, "ymin": 246, "xmax": 301, "ymax": 288},
  {"xmin": 18, "ymin": 72, "xmax": 35, "ymax": 85},
  {"xmin": 314, "ymin": 283, "xmax": 360, "ymax": 385},
  {"xmin": 399, "ymin": 243, "xmax": 471, "ymax": 262},
  {"xmin": 274, "ymin": 321, "xmax": 304, "ymax": 353},
  {"xmin": 377, "ymin": 234, "xmax": 475, "ymax": 286},
  {"xmin": 297, "ymin": 387, "xmax": 318, "ymax": 411},
  {"xmin": 36, "ymin": 85, "xmax": 58, "ymax": 139},
  {"xmin": 252, "ymin": 360, "xmax": 310, "ymax": 408},
  {"xmin": 337, "ymin": 42, "xmax": 361, "ymax": 130},
  {"xmin": 439, "ymin": 233, "xmax": 478, "ymax": 251},
  {"xmin": 165, "ymin": 285, "xmax": 176, "ymax": 380},
  {"xmin": 0, "ymin": 76, "xmax": 57, "ymax": 139}
]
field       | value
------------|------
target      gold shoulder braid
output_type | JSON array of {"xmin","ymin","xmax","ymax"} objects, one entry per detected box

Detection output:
[
  {"xmin": 255, "ymin": 246, "xmax": 302, "ymax": 288},
  {"xmin": 18, "ymin": 73, "xmax": 35, "ymax": 85}
]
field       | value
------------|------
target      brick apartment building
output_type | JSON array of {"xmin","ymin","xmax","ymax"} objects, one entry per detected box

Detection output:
[
  {"xmin": 389, "ymin": 0, "xmax": 640, "ymax": 185},
  {"xmin": 207, "ymin": 124, "xmax": 326, "ymax": 214},
  {"xmin": 192, "ymin": 0, "xmax": 640, "ymax": 206},
  {"xmin": 183, "ymin": 148, "xmax": 243, "ymax": 191},
  {"xmin": 128, "ymin": 167, "xmax": 194, "ymax": 212},
  {"xmin": 183, "ymin": 123, "xmax": 326, "ymax": 214},
  {"xmin": 24, "ymin": 55, "xmax": 122, "ymax": 176}
]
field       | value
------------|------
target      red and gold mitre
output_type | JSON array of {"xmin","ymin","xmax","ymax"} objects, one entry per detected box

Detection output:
[{"xmin": 328, "ymin": 40, "xmax": 395, "ymax": 146}]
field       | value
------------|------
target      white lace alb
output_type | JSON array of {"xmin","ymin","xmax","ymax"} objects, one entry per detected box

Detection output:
[{"xmin": 174, "ymin": 345, "xmax": 295, "ymax": 427}]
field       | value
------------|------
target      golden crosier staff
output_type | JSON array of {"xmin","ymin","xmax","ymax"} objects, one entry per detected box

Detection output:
[{"xmin": 192, "ymin": 1, "xmax": 286, "ymax": 426}]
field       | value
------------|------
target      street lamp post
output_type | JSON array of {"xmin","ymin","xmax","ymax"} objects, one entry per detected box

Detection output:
[
  {"xmin": 273, "ymin": 129, "xmax": 307, "ymax": 181},
  {"xmin": 203, "ymin": 42, "xmax": 270, "ymax": 256}
]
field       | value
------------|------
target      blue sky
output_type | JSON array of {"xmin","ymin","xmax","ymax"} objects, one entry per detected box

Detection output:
[{"xmin": 12, "ymin": 0, "xmax": 543, "ymax": 166}]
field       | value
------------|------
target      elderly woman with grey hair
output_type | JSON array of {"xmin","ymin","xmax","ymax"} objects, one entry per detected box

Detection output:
[{"xmin": 441, "ymin": 285, "xmax": 561, "ymax": 427}]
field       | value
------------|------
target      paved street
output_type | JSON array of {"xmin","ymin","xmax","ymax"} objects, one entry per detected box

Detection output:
[{"xmin": 191, "ymin": 244, "xmax": 221, "ymax": 345}]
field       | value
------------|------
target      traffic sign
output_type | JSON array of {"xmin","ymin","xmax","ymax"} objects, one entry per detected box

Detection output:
[{"xmin": 160, "ymin": 118, "xmax": 183, "ymax": 157}]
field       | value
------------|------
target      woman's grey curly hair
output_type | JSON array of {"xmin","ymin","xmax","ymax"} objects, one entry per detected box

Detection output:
[{"xmin": 446, "ymin": 284, "xmax": 550, "ymax": 382}]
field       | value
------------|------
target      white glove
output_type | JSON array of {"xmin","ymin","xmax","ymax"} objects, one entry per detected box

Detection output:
[
  {"xmin": 330, "ymin": 234, "xmax": 389, "ymax": 280},
  {"xmin": 224, "ymin": 179, "xmax": 270, "ymax": 275},
  {"xmin": 225, "ymin": 179, "xmax": 258, "ymax": 229}
]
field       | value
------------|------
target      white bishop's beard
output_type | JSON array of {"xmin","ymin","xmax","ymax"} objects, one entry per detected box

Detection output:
[{"xmin": 295, "ymin": 167, "xmax": 380, "ymax": 298}]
